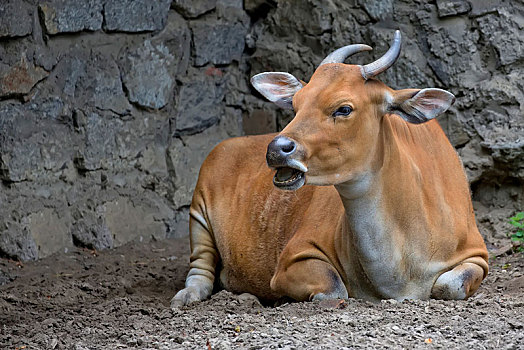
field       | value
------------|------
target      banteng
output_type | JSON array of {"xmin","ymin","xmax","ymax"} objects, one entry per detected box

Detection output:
[{"xmin": 172, "ymin": 31, "xmax": 488, "ymax": 307}]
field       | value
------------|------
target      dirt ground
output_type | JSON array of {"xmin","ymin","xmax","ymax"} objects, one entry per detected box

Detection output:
[{"xmin": 0, "ymin": 237, "xmax": 522, "ymax": 350}]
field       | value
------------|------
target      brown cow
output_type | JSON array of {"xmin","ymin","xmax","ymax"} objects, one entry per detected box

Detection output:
[{"xmin": 171, "ymin": 31, "xmax": 488, "ymax": 307}]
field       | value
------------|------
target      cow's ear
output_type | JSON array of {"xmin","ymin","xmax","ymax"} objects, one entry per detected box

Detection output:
[
  {"xmin": 251, "ymin": 72, "xmax": 303, "ymax": 110},
  {"xmin": 390, "ymin": 88, "xmax": 455, "ymax": 124}
]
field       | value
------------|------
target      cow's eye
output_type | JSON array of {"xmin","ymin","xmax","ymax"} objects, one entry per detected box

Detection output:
[{"xmin": 333, "ymin": 106, "xmax": 353, "ymax": 117}]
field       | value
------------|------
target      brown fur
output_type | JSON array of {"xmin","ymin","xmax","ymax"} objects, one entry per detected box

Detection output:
[{"xmin": 173, "ymin": 63, "xmax": 488, "ymax": 306}]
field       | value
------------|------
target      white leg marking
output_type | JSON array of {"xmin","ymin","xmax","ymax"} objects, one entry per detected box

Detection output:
[
  {"xmin": 171, "ymin": 275, "xmax": 214, "ymax": 308},
  {"xmin": 171, "ymin": 208, "xmax": 218, "ymax": 308},
  {"xmin": 431, "ymin": 263, "xmax": 484, "ymax": 300}
]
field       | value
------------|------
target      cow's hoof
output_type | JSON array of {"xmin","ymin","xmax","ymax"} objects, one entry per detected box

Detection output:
[
  {"xmin": 170, "ymin": 286, "xmax": 206, "ymax": 309},
  {"xmin": 311, "ymin": 289, "xmax": 348, "ymax": 301},
  {"xmin": 431, "ymin": 262, "xmax": 485, "ymax": 300}
]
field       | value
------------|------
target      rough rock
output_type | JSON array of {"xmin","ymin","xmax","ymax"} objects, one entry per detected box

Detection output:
[
  {"xmin": 26, "ymin": 208, "xmax": 72, "ymax": 259},
  {"xmin": 92, "ymin": 60, "xmax": 131, "ymax": 115},
  {"xmin": 51, "ymin": 55, "xmax": 87, "ymax": 98},
  {"xmin": 0, "ymin": 55, "xmax": 48, "ymax": 97},
  {"xmin": 104, "ymin": 0, "xmax": 171, "ymax": 32},
  {"xmin": 423, "ymin": 18, "xmax": 487, "ymax": 87},
  {"xmin": 216, "ymin": 0, "xmax": 250, "ymax": 23},
  {"xmin": 0, "ymin": 0, "xmax": 33, "ymax": 38},
  {"xmin": 223, "ymin": 62, "xmax": 251, "ymax": 107},
  {"xmin": 436, "ymin": 0, "xmax": 471, "ymax": 17},
  {"xmin": 0, "ymin": 99, "xmax": 77, "ymax": 182},
  {"xmin": 71, "ymin": 206, "xmax": 114, "ymax": 251},
  {"xmin": 120, "ymin": 40, "xmax": 175, "ymax": 109},
  {"xmin": 114, "ymin": 111, "xmax": 171, "ymax": 169},
  {"xmin": 458, "ymin": 141, "xmax": 495, "ymax": 184},
  {"xmin": 477, "ymin": 9, "xmax": 524, "ymax": 66},
  {"xmin": 248, "ymin": 0, "xmax": 339, "ymax": 78},
  {"xmin": 171, "ymin": 0, "xmax": 216, "ymax": 18},
  {"xmin": 168, "ymin": 131, "xmax": 218, "ymax": 209},
  {"xmin": 438, "ymin": 109, "xmax": 470, "ymax": 148},
  {"xmin": 250, "ymin": 38, "xmax": 316, "ymax": 80},
  {"xmin": 244, "ymin": 0, "xmax": 271, "ymax": 13},
  {"xmin": 191, "ymin": 20, "xmax": 248, "ymax": 66},
  {"xmin": 74, "ymin": 111, "xmax": 121, "ymax": 171},
  {"xmin": 77, "ymin": 53, "xmax": 131, "ymax": 115},
  {"xmin": 474, "ymin": 108, "xmax": 523, "ymax": 148},
  {"xmin": 102, "ymin": 197, "xmax": 167, "ymax": 246},
  {"xmin": 359, "ymin": 0, "xmax": 393, "ymax": 21},
  {"xmin": 166, "ymin": 207, "xmax": 190, "ymax": 238},
  {"xmin": 43, "ymin": 51, "xmax": 131, "ymax": 115},
  {"xmin": 135, "ymin": 143, "xmax": 169, "ymax": 178},
  {"xmin": 218, "ymin": 0, "xmax": 243, "ymax": 9},
  {"xmin": 174, "ymin": 70, "xmax": 226, "ymax": 135},
  {"xmin": 0, "ymin": 220, "xmax": 38, "ymax": 261},
  {"xmin": 39, "ymin": 0, "xmax": 103, "ymax": 35},
  {"xmin": 153, "ymin": 11, "xmax": 192, "ymax": 77}
]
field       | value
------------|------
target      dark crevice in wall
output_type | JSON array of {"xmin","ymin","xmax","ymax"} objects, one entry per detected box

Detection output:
[{"xmin": 245, "ymin": 1, "xmax": 277, "ymax": 23}]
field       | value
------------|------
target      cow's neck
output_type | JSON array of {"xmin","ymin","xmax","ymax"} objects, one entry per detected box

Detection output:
[
  {"xmin": 334, "ymin": 169, "xmax": 414, "ymax": 300},
  {"xmin": 332, "ymin": 119, "xmax": 439, "ymax": 300}
]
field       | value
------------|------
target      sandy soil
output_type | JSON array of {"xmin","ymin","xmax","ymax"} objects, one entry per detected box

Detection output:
[{"xmin": 0, "ymin": 237, "xmax": 522, "ymax": 349}]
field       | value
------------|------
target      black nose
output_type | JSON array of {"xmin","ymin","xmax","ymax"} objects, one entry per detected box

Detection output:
[
  {"xmin": 273, "ymin": 136, "xmax": 296, "ymax": 154},
  {"xmin": 266, "ymin": 136, "xmax": 296, "ymax": 166}
]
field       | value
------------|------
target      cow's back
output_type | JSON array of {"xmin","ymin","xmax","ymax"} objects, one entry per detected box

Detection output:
[{"xmin": 190, "ymin": 133, "xmax": 342, "ymax": 300}]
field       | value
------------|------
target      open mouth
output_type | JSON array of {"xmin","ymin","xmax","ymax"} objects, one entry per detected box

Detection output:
[{"xmin": 273, "ymin": 167, "xmax": 306, "ymax": 190}]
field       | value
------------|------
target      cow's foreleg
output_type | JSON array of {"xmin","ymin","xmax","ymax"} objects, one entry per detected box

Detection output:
[
  {"xmin": 171, "ymin": 209, "xmax": 218, "ymax": 308},
  {"xmin": 430, "ymin": 262, "xmax": 485, "ymax": 300},
  {"xmin": 270, "ymin": 258, "xmax": 348, "ymax": 302}
]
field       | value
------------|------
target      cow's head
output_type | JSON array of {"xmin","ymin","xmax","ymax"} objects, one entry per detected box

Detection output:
[{"xmin": 252, "ymin": 31, "xmax": 455, "ymax": 190}]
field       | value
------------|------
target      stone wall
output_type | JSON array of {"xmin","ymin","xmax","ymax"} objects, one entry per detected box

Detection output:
[{"xmin": 0, "ymin": 0, "xmax": 522, "ymax": 260}]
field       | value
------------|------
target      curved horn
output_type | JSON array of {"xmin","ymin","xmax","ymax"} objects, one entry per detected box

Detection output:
[
  {"xmin": 319, "ymin": 44, "xmax": 372, "ymax": 67},
  {"xmin": 360, "ymin": 30, "xmax": 402, "ymax": 80}
]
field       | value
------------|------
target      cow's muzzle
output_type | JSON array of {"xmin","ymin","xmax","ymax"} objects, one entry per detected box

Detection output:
[{"xmin": 266, "ymin": 136, "xmax": 307, "ymax": 190}]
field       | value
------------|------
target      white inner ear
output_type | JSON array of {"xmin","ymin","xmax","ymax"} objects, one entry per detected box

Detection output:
[
  {"xmin": 397, "ymin": 88, "xmax": 456, "ymax": 124},
  {"xmin": 251, "ymin": 72, "xmax": 303, "ymax": 109},
  {"xmin": 404, "ymin": 88, "xmax": 455, "ymax": 119}
]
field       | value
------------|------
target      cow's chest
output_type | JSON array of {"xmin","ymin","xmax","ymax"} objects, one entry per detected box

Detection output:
[
  {"xmin": 342, "ymin": 198, "xmax": 434, "ymax": 300},
  {"xmin": 346, "ymin": 248, "xmax": 434, "ymax": 301}
]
